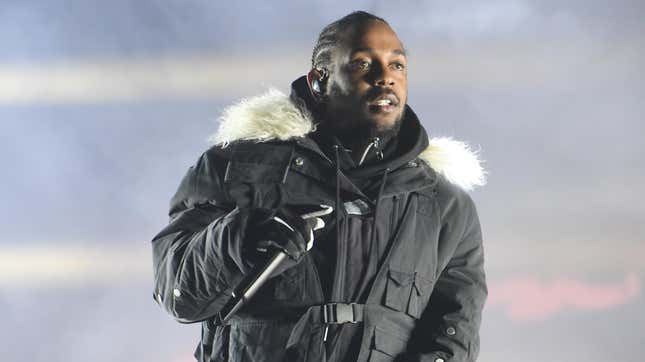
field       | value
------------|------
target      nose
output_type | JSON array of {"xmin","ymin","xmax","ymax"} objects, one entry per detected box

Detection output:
[{"xmin": 372, "ymin": 63, "xmax": 395, "ymax": 87}]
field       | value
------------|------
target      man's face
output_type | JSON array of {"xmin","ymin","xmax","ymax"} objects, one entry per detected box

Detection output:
[{"xmin": 322, "ymin": 20, "xmax": 408, "ymax": 135}]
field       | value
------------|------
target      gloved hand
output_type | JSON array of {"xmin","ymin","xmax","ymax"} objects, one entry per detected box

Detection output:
[{"xmin": 237, "ymin": 206, "xmax": 330, "ymax": 274}]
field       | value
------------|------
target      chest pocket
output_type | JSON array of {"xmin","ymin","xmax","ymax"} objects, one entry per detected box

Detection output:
[
  {"xmin": 223, "ymin": 143, "xmax": 294, "ymax": 208},
  {"xmin": 224, "ymin": 143, "xmax": 293, "ymax": 184},
  {"xmin": 384, "ymin": 268, "xmax": 434, "ymax": 319},
  {"xmin": 368, "ymin": 326, "xmax": 410, "ymax": 361}
]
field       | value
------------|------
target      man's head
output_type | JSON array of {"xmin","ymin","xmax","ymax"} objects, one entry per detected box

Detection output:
[{"xmin": 307, "ymin": 11, "xmax": 408, "ymax": 139}]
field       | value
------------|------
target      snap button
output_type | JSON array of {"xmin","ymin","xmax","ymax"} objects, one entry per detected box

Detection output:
[
  {"xmin": 293, "ymin": 157, "xmax": 304, "ymax": 167},
  {"xmin": 435, "ymin": 358, "xmax": 445, "ymax": 362},
  {"xmin": 407, "ymin": 161, "xmax": 418, "ymax": 167},
  {"xmin": 446, "ymin": 326, "xmax": 456, "ymax": 335},
  {"xmin": 173, "ymin": 288, "xmax": 181, "ymax": 297}
]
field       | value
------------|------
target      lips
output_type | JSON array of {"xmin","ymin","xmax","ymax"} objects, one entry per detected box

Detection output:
[
  {"xmin": 367, "ymin": 93, "xmax": 399, "ymax": 113},
  {"xmin": 367, "ymin": 93, "xmax": 398, "ymax": 107}
]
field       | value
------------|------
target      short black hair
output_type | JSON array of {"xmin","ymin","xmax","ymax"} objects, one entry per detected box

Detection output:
[{"xmin": 311, "ymin": 11, "xmax": 389, "ymax": 70}]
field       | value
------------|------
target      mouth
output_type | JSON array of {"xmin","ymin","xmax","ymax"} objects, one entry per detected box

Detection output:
[{"xmin": 367, "ymin": 94, "xmax": 399, "ymax": 114}]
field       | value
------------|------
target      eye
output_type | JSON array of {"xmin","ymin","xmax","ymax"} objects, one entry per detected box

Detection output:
[
  {"xmin": 351, "ymin": 59, "xmax": 371, "ymax": 71},
  {"xmin": 391, "ymin": 62, "xmax": 405, "ymax": 71}
]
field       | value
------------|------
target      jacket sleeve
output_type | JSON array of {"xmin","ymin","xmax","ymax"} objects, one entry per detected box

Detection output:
[
  {"xmin": 151, "ymin": 151, "xmax": 250, "ymax": 324},
  {"xmin": 408, "ymin": 191, "xmax": 488, "ymax": 362}
]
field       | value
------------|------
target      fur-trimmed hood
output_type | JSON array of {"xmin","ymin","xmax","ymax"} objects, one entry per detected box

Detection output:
[{"xmin": 208, "ymin": 89, "xmax": 486, "ymax": 191}]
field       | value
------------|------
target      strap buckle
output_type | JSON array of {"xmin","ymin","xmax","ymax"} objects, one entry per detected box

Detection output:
[{"xmin": 322, "ymin": 303, "xmax": 360, "ymax": 324}]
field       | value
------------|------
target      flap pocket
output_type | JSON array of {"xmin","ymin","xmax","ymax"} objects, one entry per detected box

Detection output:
[
  {"xmin": 408, "ymin": 274, "xmax": 434, "ymax": 318},
  {"xmin": 369, "ymin": 326, "xmax": 408, "ymax": 360},
  {"xmin": 388, "ymin": 269, "xmax": 415, "ymax": 287},
  {"xmin": 384, "ymin": 269, "xmax": 415, "ymax": 313},
  {"xmin": 384, "ymin": 268, "xmax": 435, "ymax": 319},
  {"xmin": 224, "ymin": 144, "xmax": 293, "ymax": 184},
  {"xmin": 225, "ymin": 162, "xmax": 290, "ymax": 183},
  {"xmin": 412, "ymin": 273, "xmax": 433, "ymax": 296}
]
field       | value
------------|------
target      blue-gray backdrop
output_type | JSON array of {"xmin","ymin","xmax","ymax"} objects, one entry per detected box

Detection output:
[{"xmin": 1, "ymin": 1, "xmax": 643, "ymax": 361}]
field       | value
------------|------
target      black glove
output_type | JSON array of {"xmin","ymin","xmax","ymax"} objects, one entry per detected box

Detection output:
[
  {"xmin": 242, "ymin": 207, "xmax": 314, "ymax": 265},
  {"xmin": 230, "ymin": 206, "xmax": 331, "ymax": 276}
]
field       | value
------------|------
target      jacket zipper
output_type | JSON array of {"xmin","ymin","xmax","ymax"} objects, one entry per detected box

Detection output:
[
  {"xmin": 331, "ymin": 216, "xmax": 345, "ymax": 301},
  {"xmin": 329, "ymin": 138, "xmax": 383, "ymax": 323}
]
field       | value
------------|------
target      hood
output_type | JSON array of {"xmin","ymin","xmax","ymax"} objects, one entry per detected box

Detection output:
[{"xmin": 208, "ymin": 88, "xmax": 487, "ymax": 191}]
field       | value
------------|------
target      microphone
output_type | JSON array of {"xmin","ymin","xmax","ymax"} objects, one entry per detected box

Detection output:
[{"xmin": 219, "ymin": 205, "xmax": 333, "ymax": 323}]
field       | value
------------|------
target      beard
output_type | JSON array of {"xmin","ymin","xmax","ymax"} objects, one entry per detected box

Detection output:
[
  {"xmin": 321, "ymin": 106, "xmax": 405, "ymax": 146},
  {"xmin": 320, "ymin": 82, "xmax": 406, "ymax": 141}
]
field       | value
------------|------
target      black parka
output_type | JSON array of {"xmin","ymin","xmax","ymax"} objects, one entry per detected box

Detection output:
[{"xmin": 151, "ymin": 77, "xmax": 488, "ymax": 362}]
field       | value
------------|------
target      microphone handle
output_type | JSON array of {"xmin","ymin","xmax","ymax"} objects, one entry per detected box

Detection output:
[{"xmin": 219, "ymin": 250, "xmax": 289, "ymax": 323}]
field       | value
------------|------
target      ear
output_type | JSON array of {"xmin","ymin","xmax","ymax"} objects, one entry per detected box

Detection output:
[{"xmin": 306, "ymin": 68, "xmax": 325, "ymax": 101}]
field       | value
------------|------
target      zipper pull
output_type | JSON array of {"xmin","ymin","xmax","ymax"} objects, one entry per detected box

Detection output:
[
  {"xmin": 373, "ymin": 137, "xmax": 383, "ymax": 160},
  {"xmin": 358, "ymin": 137, "xmax": 382, "ymax": 165}
]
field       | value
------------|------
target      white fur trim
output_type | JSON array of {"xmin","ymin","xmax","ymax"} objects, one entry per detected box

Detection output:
[
  {"xmin": 419, "ymin": 137, "xmax": 487, "ymax": 191},
  {"xmin": 208, "ymin": 89, "xmax": 486, "ymax": 191},
  {"xmin": 208, "ymin": 88, "xmax": 315, "ymax": 146}
]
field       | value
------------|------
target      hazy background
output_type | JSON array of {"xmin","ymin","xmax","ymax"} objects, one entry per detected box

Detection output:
[{"xmin": 1, "ymin": 1, "xmax": 643, "ymax": 361}]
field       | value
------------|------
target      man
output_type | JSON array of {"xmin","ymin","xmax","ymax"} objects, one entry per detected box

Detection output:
[{"xmin": 151, "ymin": 11, "xmax": 487, "ymax": 362}]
